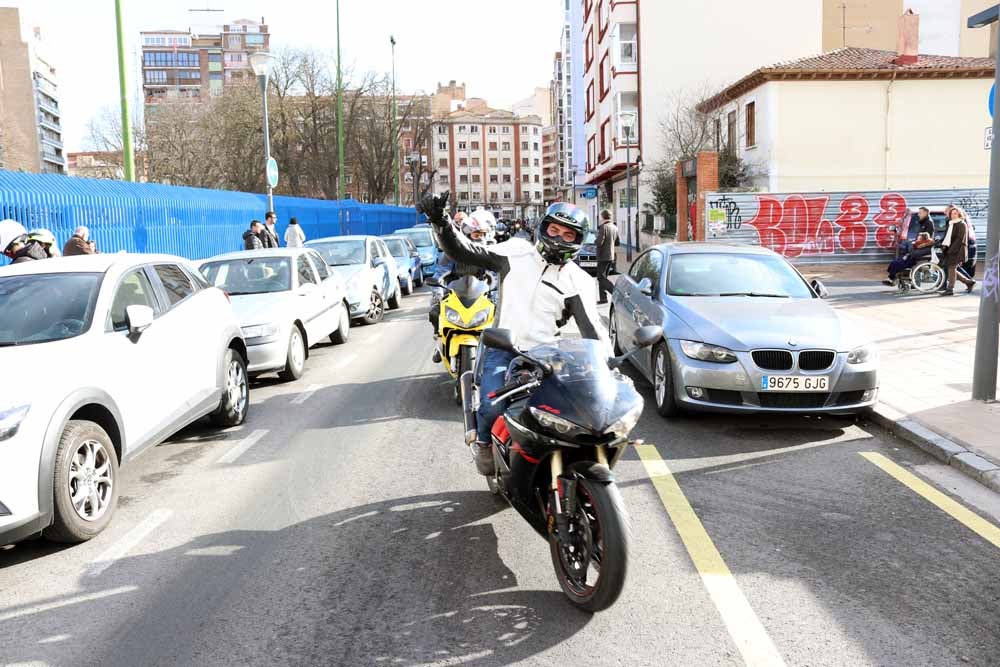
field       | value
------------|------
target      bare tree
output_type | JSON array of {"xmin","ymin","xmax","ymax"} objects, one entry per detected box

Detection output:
[{"xmin": 83, "ymin": 104, "xmax": 147, "ymax": 178}]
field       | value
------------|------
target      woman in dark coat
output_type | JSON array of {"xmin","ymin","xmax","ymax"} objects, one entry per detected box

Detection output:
[{"xmin": 942, "ymin": 207, "xmax": 975, "ymax": 295}]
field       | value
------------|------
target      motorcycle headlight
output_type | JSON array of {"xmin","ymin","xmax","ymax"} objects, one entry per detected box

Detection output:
[
  {"xmin": 467, "ymin": 310, "xmax": 490, "ymax": 327},
  {"xmin": 0, "ymin": 404, "xmax": 30, "ymax": 442},
  {"xmin": 606, "ymin": 404, "xmax": 643, "ymax": 438},
  {"xmin": 242, "ymin": 323, "xmax": 280, "ymax": 340},
  {"xmin": 445, "ymin": 307, "xmax": 465, "ymax": 326},
  {"xmin": 529, "ymin": 407, "xmax": 583, "ymax": 436},
  {"xmin": 680, "ymin": 340, "xmax": 738, "ymax": 363},
  {"xmin": 847, "ymin": 344, "xmax": 877, "ymax": 365}
]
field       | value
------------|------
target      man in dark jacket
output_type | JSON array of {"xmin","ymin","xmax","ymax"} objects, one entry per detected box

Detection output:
[
  {"xmin": 595, "ymin": 210, "xmax": 618, "ymax": 304},
  {"xmin": 63, "ymin": 226, "xmax": 95, "ymax": 256},
  {"xmin": 243, "ymin": 221, "xmax": 265, "ymax": 250},
  {"xmin": 261, "ymin": 211, "xmax": 280, "ymax": 248}
]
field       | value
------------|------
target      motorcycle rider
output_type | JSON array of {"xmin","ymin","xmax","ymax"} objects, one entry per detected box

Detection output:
[
  {"xmin": 418, "ymin": 191, "xmax": 605, "ymax": 475},
  {"xmin": 0, "ymin": 219, "xmax": 48, "ymax": 263},
  {"xmin": 26, "ymin": 229, "xmax": 61, "ymax": 257}
]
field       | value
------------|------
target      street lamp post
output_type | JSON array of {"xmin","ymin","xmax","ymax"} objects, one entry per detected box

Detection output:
[
  {"xmin": 114, "ymin": 0, "xmax": 135, "ymax": 182},
  {"xmin": 623, "ymin": 113, "xmax": 637, "ymax": 263},
  {"xmin": 250, "ymin": 51, "xmax": 276, "ymax": 214},
  {"xmin": 390, "ymin": 35, "xmax": 400, "ymax": 206},
  {"xmin": 968, "ymin": 4, "xmax": 1000, "ymax": 401}
]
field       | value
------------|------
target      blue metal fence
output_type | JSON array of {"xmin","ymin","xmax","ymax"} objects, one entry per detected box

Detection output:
[{"xmin": 0, "ymin": 171, "xmax": 423, "ymax": 263}]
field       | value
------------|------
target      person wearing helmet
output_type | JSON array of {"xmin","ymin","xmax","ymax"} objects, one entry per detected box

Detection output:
[
  {"xmin": 418, "ymin": 191, "xmax": 606, "ymax": 475},
  {"xmin": 26, "ymin": 229, "xmax": 61, "ymax": 258},
  {"xmin": 0, "ymin": 219, "xmax": 48, "ymax": 264}
]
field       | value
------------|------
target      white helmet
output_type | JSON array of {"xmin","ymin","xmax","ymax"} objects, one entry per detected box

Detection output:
[
  {"xmin": 0, "ymin": 219, "xmax": 27, "ymax": 255},
  {"xmin": 465, "ymin": 208, "xmax": 496, "ymax": 243}
]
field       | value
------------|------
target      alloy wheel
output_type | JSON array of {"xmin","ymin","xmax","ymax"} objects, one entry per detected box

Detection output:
[
  {"xmin": 227, "ymin": 357, "xmax": 248, "ymax": 420},
  {"xmin": 368, "ymin": 292, "xmax": 384, "ymax": 321},
  {"xmin": 289, "ymin": 329, "xmax": 305, "ymax": 374},
  {"xmin": 68, "ymin": 439, "xmax": 114, "ymax": 522},
  {"xmin": 654, "ymin": 349, "xmax": 667, "ymax": 405}
]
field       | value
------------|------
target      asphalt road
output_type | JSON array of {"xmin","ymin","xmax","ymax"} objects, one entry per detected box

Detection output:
[{"xmin": 2, "ymin": 288, "xmax": 1000, "ymax": 667}]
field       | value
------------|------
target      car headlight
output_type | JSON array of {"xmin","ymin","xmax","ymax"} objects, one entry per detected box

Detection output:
[
  {"xmin": 0, "ymin": 404, "xmax": 30, "ymax": 442},
  {"xmin": 445, "ymin": 307, "xmax": 465, "ymax": 326},
  {"xmin": 529, "ymin": 407, "xmax": 584, "ymax": 436},
  {"xmin": 847, "ymin": 344, "xmax": 877, "ymax": 365},
  {"xmin": 467, "ymin": 310, "xmax": 490, "ymax": 327},
  {"xmin": 606, "ymin": 404, "xmax": 642, "ymax": 438},
  {"xmin": 680, "ymin": 340, "xmax": 738, "ymax": 363},
  {"xmin": 242, "ymin": 323, "xmax": 279, "ymax": 340}
]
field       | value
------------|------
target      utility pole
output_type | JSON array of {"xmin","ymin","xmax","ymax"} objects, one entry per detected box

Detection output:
[
  {"xmin": 114, "ymin": 0, "xmax": 135, "ymax": 182},
  {"xmin": 390, "ymin": 35, "xmax": 400, "ymax": 206},
  {"xmin": 842, "ymin": 2, "xmax": 847, "ymax": 48},
  {"xmin": 336, "ymin": 0, "xmax": 345, "ymax": 202},
  {"xmin": 969, "ymin": 4, "xmax": 1000, "ymax": 401}
]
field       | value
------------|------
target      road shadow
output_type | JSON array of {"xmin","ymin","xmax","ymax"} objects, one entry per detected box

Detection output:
[{"xmin": 0, "ymin": 491, "xmax": 592, "ymax": 667}]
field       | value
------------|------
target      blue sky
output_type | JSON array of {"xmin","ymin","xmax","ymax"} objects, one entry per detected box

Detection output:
[{"xmin": 9, "ymin": 0, "xmax": 563, "ymax": 151}]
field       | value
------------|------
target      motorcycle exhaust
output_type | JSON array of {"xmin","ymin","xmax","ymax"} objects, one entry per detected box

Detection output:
[{"xmin": 460, "ymin": 370, "xmax": 476, "ymax": 444}]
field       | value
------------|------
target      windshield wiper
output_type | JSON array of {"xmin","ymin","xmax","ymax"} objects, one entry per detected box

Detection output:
[{"xmin": 718, "ymin": 292, "xmax": 790, "ymax": 298}]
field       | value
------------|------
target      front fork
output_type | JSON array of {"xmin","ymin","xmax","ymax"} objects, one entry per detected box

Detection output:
[{"xmin": 548, "ymin": 446, "xmax": 608, "ymax": 537}]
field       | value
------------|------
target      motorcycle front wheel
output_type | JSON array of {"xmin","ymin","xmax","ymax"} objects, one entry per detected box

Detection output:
[
  {"xmin": 454, "ymin": 345, "xmax": 475, "ymax": 405},
  {"xmin": 549, "ymin": 478, "xmax": 630, "ymax": 612}
]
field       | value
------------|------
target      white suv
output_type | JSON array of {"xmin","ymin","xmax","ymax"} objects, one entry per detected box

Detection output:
[{"xmin": 0, "ymin": 254, "xmax": 249, "ymax": 546}]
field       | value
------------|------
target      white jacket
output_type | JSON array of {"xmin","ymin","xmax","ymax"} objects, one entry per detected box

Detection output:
[
  {"xmin": 435, "ymin": 223, "xmax": 608, "ymax": 352},
  {"xmin": 284, "ymin": 225, "xmax": 305, "ymax": 248}
]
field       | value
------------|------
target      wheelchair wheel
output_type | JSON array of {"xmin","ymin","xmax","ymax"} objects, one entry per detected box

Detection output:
[{"xmin": 912, "ymin": 262, "xmax": 944, "ymax": 293}]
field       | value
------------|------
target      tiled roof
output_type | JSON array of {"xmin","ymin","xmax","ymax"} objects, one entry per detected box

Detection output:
[{"xmin": 699, "ymin": 48, "xmax": 995, "ymax": 112}]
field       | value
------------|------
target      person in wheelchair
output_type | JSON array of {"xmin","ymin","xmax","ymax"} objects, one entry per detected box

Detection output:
[{"xmin": 884, "ymin": 207, "xmax": 935, "ymax": 286}]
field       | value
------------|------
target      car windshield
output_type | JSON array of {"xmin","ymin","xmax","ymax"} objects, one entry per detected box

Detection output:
[
  {"xmin": 583, "ymin": 232, "xmax": 596, "ymax": 244},
  {"xmin": 0, "ymin": 272, "xmax": 102, "ymax": 346},
  {"xmin": 201, "ymin": 257, "xmax": 292, "ymax": 295},
  {"xmin": 666, "ymin": 253, "xmax": 813, "ymax": 298},
  {"xmin": 309, "ymin": 240, "xmax": 367, "ymax": 266},
  {"xmin": 396, "ymin": 229, "xmax": 435, "ymax": 248},
  {"xmin": 383, "ymin": 239, "xmax": 409, "ymax": 257}
]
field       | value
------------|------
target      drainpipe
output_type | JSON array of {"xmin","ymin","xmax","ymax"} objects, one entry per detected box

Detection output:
[{"xmin": 884, "ymin": 70, "xmax": 897, "ymax": 189}]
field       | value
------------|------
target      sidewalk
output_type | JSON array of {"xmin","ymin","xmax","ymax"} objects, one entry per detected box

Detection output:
[{"xmin": 815, "ymin": 263, "xmax": 1000, "ymax": 491}]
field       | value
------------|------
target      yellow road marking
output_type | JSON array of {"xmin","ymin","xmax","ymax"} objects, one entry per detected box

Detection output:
[
  {"xmin": 636, "ymin": 445, "xmax": 786, "ymax": 667},
  {"xmin": 860, "ymin": 452, "xmax": 1000, "ymax": 549}
]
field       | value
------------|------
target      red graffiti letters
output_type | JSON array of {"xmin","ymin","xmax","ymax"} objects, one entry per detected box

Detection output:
[
  {"xmin": 832, "ymin": 195, "xmax": 869, "ymax": 253},
  {"xmin": 872, "ymin": 193, "xmax": 908, "ymax": 249}
]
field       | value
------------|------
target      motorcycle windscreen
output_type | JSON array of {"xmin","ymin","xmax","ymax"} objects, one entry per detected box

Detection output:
[
  {"xmin": 527, "ymin": 339, "xmax": 639, "ymax": 433},
  {"xmin": 445, "ymin": 275, "xmax": 492, "ymax": 308}
]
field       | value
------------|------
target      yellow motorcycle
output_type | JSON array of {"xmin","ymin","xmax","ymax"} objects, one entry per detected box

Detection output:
[{"xmin": 434, "ymin": 274, "xmax": 495, "ymax": 404}]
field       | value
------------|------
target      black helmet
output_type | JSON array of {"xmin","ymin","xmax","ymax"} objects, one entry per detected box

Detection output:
[{"xmin": 536, "ymin": 202, "xmax": 591, "ymax": 265}]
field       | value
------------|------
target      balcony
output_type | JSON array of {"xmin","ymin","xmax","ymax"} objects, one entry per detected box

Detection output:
[
  {"xmin": 36, "ymin": 94, "xmax": 60, "ymax": 116},
  {"xmin": 40, "ymin": 134, "xmax": 63, "ymax": 150},
  {"xmin": 38, "ymin": 115, "xmax": 61, "ymax": 133},
  {"xmin": 612, "ymin": 23, "xmax": 638, "ymax": 73}
]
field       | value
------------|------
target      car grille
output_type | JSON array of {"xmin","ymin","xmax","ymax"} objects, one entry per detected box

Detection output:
[
  {"xmin": 799, "ymin": 350, "xmax": 835, "ymax": 371},
  {"xmin": 758, "ymin": 393, "xmax": 830, "ymax": 409},
  {"xmin": 752, "ymin": 350, "xmax": 793, "ymax": 371},
  {"xmin": 704, "ymin": 389, "xmax": 744, "ymax": 405},
  {"xmin": 835, "ymin": 390, "xmax": 866, "ymax": 406}
]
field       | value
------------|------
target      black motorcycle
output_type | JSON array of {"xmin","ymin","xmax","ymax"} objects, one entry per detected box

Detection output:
[{"xmin": 460, "ymin": 325, "xmax": 662, "ymax": 612}]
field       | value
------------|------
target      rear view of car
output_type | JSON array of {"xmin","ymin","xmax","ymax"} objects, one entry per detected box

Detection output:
[{"xmin": 394, "ymin": 227, "xmax": 440, "ymax": 278}]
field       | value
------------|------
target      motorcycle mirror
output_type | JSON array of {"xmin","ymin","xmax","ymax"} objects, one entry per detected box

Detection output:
[
  {"xmin": 483, "ymin": 327, "xmax": 516, "ymax": 352},
  {"xmin": 810, "ymin": 279, "xmax": 830, "ymax": 299},
  {"xmin": 634, "ymin": 325, "xmax": 663, "ymax": 348}
]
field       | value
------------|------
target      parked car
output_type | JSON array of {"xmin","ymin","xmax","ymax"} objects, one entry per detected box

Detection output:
[
  {"xmin": 306, "ymin": 235, "xmax": 401, "ymax": 325},
  {"xmin": 394, "ymin": 227, "xmax": 440, "ymax": 278},
  {"xmin": 574, "ymin": 231, "xmax": 599, "ymax": 275},
  {"xmin": 610, "ymin": 243, "xmax": 878, "ymax": 416},
  {"xmin": 0, "ymin": 254, "xmax": 248, "ymax": 546},
  {"xmin": 199, "ymin": 248, "xmax": 351, "ymax": 382},
  {"xmin": 381, "ymin": 235, "xmax": 423, "ymax": 295}
]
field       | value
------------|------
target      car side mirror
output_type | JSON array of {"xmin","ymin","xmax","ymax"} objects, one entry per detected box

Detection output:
[
  {"xmin": 637, "ymin": 277, "xmax": 654, "ymax": 296},
  {"xmin": 126, "ymin": 305, "xmax": 154, "ymax": 336},
  {"xmin": 634, "ymin": 325, "xmax": 663, "ymax": 348},
  {"xmin": 810, "ymin": 279, "xmax": 830, "ymax": 299},
  {"xmin": 483, "ymin": 327, "xmax": 516, "ymax": 353}
]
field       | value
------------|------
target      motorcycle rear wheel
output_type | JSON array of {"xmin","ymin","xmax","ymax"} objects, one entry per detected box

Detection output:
[{"xmin": 549, "ymin": 478, "xmax": 630, "ymax": 613}]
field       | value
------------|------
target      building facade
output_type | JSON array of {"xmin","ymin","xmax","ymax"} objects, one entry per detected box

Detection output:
[
  {"xmin": 0, "ymin": 8, "xmax": 65, "ymax": 174},
  {"xmin": 141, "ymin": 18, "xmax": 270, "ymax": 104},
  {"xmin": 430, "ymin": 109, "xmax": 546, "ymax": 219},
  {"xmin": 542, "ymin": 125, "xmax": 559, "ymax": 204},
  {"xmin": 513, "ymin": 87, "xmax": 553, "ymax": 126},
  {"xmin": 558, "ymin": 0, "xmax": 587, "ymax": 204}
]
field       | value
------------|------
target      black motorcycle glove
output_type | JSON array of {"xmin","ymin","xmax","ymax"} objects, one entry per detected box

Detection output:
[{"xmin": 418, "ymin": 191, "xmax": 450, "ymax": 228}]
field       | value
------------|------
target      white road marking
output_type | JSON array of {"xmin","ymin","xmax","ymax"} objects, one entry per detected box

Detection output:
[
  {"xmin": 0, "ymin": 586, "xmax": 138, "ymax": 622},
  {"xmin": 217, "ymin": 429, "xmax": 269, "ymax": 465},
  {"xmin": 290, "ymin": 384, "xmax": 323, "ymax": 405},
  {"xmin": 84, "ymin": 509, "xmax": 173, "ymax": 578},
  {"xmin": 333, "ymin": 353, "xmax": 358, "ymax": 371}
]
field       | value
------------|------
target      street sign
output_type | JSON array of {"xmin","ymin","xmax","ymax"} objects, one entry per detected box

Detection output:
[
  {"xmin": 986, "ymin": 126, "xmax": 994, "ymax": 151},
  {"xmin": 579, "ymin": 187, "xmax": 598, "ymax": 199},
  {"xmin": 266, "ymin": 157, "xmax": 279, "ymax": 188},
  {"xmin": 991, "ymin": 83, "xmax": 996, "ymax": 118}
]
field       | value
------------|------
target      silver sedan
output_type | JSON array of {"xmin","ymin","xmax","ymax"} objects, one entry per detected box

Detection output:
[{"xmin": 609, "ymin": 243, "xmax": 878, "ymax": 416}]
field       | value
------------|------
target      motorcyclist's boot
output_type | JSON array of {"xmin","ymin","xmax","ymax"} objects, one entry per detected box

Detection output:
[
  {"xmin": 432, "ymin": 349, "xmax": 442, "ymax": 363},
  {"xmin": 472, "ymin": 441, "xmax": 494, "ymax": 475}
]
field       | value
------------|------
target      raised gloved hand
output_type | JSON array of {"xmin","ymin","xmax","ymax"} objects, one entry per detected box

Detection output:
[{"xmin": 418, "ymin": 191, "xmax": 450, "ymax": 227}]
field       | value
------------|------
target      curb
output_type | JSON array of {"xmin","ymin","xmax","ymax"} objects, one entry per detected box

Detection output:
[{"xmin": 870, "ymin": 404, "xmax": 1000, "ymax": 494}]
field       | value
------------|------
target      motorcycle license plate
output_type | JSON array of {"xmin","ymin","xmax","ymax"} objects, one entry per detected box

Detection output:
[
  {"xmin": 761, "ymin": 376, "xmax": 829, "ymax": 392},
  {"xmin": 579, "ymin": 261, "xmax": 597, "ymax": 268}
]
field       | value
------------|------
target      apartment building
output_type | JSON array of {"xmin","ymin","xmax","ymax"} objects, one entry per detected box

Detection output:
[
  {"xmin": 558, "ymin": 0, "xmax": 587, "ymax": 203},
  {"xmin": 430, "ymin": 109, "xmax": 546, "ymax": 219},
  {"xmin": 542, "ymin": 125, "xmax": 559, "ymax": 204},
  {"xmin": 0, "ymin": 8, "xmax": 65, "ymax": 174},
  {"xmin": 141, "ymin": 18, "xmax": 270, "ymax": 104},
  {"xmin": 512, "ymin": 87, "xmax": 553, "ymax": 126}
]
